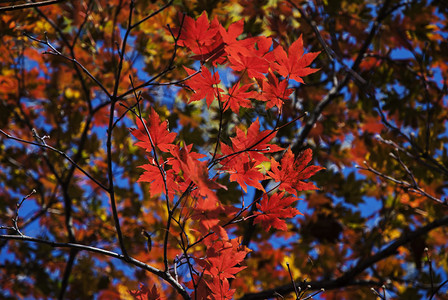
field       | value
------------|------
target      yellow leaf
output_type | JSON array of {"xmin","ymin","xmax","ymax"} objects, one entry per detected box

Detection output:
[
  {"xmin": 282, "ymin": 253, "xmax": 301, "ymax": 278},
  {"xmin": 117, "ymin": 284, "xmax": 134, "ymax": 300}
]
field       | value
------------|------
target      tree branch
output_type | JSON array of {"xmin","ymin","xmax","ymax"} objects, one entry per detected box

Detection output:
[
  {"xmin": 0, "ymin": 0, "xmax": 64, "ymax": 12},
  {"xmin": 290, "ymin": 0, "xmax": 392, "ymax": 153},
  {"xmin": 58, "ymin": 248, "xmax": 78, "ymax": 300},
  {"xmin": 0, "ymin": 234, "xmax": 191, "ymax": 299},
  {"xmin": 239, "ymin": 215, "xmax": 448, "ymax": 299},
  {"xmin": 0, "ymin": 129, "xmax": 108, "ymax": 191}
]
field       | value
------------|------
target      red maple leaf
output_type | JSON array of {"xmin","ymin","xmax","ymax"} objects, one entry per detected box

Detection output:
[
  {"xmin": 229, "ymin": 159, "xmax": 265, "ymax": 192},
  {"xmin": 185, "ymin": 66, "xmax": 223, "ymax": 108},
  {"xmin": 259, "ymin": 71, "xmax": 294, "ymax": 110},
  {"xmin": 267, "ymin": 148, "xmax": 324, "ymax": 196},
  {"xmin": 138, "ymin": 158, "xmax": 177, "ymax": 196},
  {"xmin": 218, "ymin": 19, "xmax": 244, "ymax": 46},
  {"xmin": 221, "ymin": 83, "xmax": 255, "ymax": 113},
  {"xmin": 177, "ymin": 12, "xmax": 219, "ymax": 55},
  {"xmin": 190, "ymin": 197, "xmax": 223, "ymax": 231},
  {"xmin": 219, "ymin": 151, "xmax": 265, "ymax": 192},
  {"xmin": 176, "ymin": 13, "xmax": 227, "ymax": 64},
  {"xmin": 206, "ymin": 278, "xmax": 235, "ymax": 300},
  {"xmin": 167, "ymin": 144, "xmax": 206, "ymax": 174},
  {"xmin": 173, "ymin": 146, "xmax": 226, "ymax": 204},
  {"xmin": 190, "ymin": 42, "xmax": 226, "ymax": 64},
  {"xmin": 186, "ymin": 275, "xmax": 209, "ymax": 300},
  {"xmin": 189, "ymin": 17, "xmax": 247, "ymax": 65},
  {"xmin": 253, "ymin": 192, "xmax": 301, "ymax": 231},
  {"xmin": 218, "ymin": 119, "xmax": 283, "ymax": 192},
  {"xmin": 130, "ymin": 109, "xmax": 177, "ymax": 153},
  {"xmin": 129, "ymin": 283, "xmax": 161, "ymax": 300},
  {"xmin": 227, "ymin": 48, "xmax": 270, "ymax": 80},
  {"xmin": 272, "ymin": 36, "xmax": 320, "ymax": 83},
  {"xmin": 226, "ymin": 118, "xmax": 283, "ymax": 162},
  {"xmin": 205, "ymin": 246, "xmax": 247, "ymax": 280}
]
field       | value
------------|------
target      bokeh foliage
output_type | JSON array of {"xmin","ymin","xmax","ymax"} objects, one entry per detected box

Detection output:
[{"xmin": 1, "ymin": 0, "xmax": 447, "ymax": 299}]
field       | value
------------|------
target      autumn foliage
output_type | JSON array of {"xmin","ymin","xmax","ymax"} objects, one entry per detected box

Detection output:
[
  {"xmin": 1, "ymin": 1, "xmax": 448, "ymax": 299},
  {"xmin": 127, "ymin": 11, "xmax": 322, "ymax": 297}
]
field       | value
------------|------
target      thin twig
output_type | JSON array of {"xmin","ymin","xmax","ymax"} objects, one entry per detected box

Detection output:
[
  {"xmin": 371, "ymin": 287, "xmax": 386, "ymax": 300},
  {"xmin": 239, "ymin": 215, "xmax": 448, "ymax": 299},
  {"xmin": 425, "ymin": 248, "xmax": 434, "ymax": 296},
  {"xmin": 358, "ymin": 161, "xmax": 446, "ymax": 206},
  {"xmin": 0, "ymin": 234, "xmax": 190, "ymax": 299},
  {"xmin": 0, "ymin": 129, "xmax": 108, "ymax": 191},
  {"xmin": 8, "ymin": 189, "xmax": 36, "ymax": 236},
  {"xmin": 0, "ymin": 0, "xmax": 63, "ymax": 12},
  {"xmin": 58, "ymin": 249, "xmax": 78, "ymax": 300},
  {"xmin": 24, "ymin": 32, "xmax": 112, "ymax": 99},
  {"xmin": 302, "ymin": 288, "xmax": 325, "ymax": 300},
  {"xmin": 286, "ymin": 263, "xmax": 300, "ymax": 298},
  {"xmin": 429, "ymin": 280, "xmax": 448, "ymax": 300}
]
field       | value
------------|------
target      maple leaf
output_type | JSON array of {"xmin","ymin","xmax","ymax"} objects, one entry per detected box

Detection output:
[
  {"xmin": 185, "ymin": 66, "xmax": 223, "ymax": 108},
  {"xmin": 172, "ymin": 146, "xmax": 226, "ymax": 204},
  {"xmin": 229, "ymin": 157, "xmax": 266, "ymax": 192},
  {"xmin": 221, "ymin": 83, "xmax": 255, "ymax": 113},
  {"xmin": 176, "ymin": 13, "xmax": 227, "ymax": 64},
  {"xmin": 138, "ymin": 158, "xmax": 177, "ymax": 196},
  {"xmin": 224, "ymin": 118, "xmax": 283, "ymax": 163},
  {"xmin": 191, "ymin": 197, "xmax": 224, "ymax": 231},
  {"xmin": 167, "ymin": 144, "xmax": 206, "ymax": 174},
  {"xmin": 218, "ymin": 19, "xmax": 259, "ymax": 59},
  {"xmin": 227, "ymin": 48, "xmax": 270, "ymax": 80},
  {"xmin": 219, "ymin": 150, "xmax": 265, "ymax": 192},
  {"xmin": 221, "ymin": 143, "xmax": 265, "ymax": 192},
  {"xmin": 253, "ymin": 192, "xmax": 301, "ymax": 231},
  {"xmin": 177, "ymin": 12, "xmax": 219, "ymax": 54},
  {"xmin": 218, "ymin": 119, "xmax": 283, "ymax": 191},
  {"xmin": 267, "ymin": 148, "xmax": 324, "ymax": 196},
  {"xmin": 129, "ymin": 283, "xmax": 161, "ymax": 300},
  {"xmin": 218, "ymin": 19, "xmax": 244, "ymax": 46},
  {"xmin": 205, "ymin": 245, "xmax": 247, "ymax": 280},
  {"xmin": 187, "ymin": 275, "xmax": 209, "ymax": 300},
  {"xmin": 219, "ymin": 26, "xmax": 273, "ymax": 80},
  {"xmin": 259, "ymin": 71, "xmax": 294, "ymax": 110},
  {"xmin": 206, "ymin": 278, "xmax": 235, "ymax": 300},
  {"xmin": 272, "ymin": 36, "xmax": 320, "ymax": 84},
  {"xmin": 130, "ymin": 109, "xmax": 177, "ymax": 153},
  {"xmin": 190, "ymin": 42, "xmax": 226, "ymax": 64},
  {"xmin": 251, "ymin": 36, "xmax": 275, "ymax": 58}
]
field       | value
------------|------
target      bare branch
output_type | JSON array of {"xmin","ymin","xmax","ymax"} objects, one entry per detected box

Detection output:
[
  {"xmin": 0, "ymin": 234, "xmax": 190, "ymax": 299},
  {"xmin": 0, "ymin": 129, "xmax": 108, "ymax": 191},
  {"xmin": 239, "ymin": 215, "xmax": 448, "ymax": 299},
  {"xmin": 358, "ymin": 162, "xmax": 447, "ymax": 206},
  {"xmin": 23, "ymin": 32, "xmax": 112, "ymax": 99},
  {"xmin": 0, "ymin": 0, "xmax": 64, "ymax": 12},
  {"xmin": 0, "ymin": 189, "xmax": 36, "ymax": 235}
]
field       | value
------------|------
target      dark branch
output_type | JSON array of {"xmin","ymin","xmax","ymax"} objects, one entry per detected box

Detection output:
[
  {"xmin": 239, "ymin": 215, "xmax": 448, "ymax": 299},
  {"xmin": 0, "ymin": 0, "xmax": 64, "ymax": 12},
  {"xmin": 0, "ymin": 234, "xmax": 191, "ymax": 299}
]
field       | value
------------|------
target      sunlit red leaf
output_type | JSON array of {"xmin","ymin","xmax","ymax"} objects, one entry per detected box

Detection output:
[
  {"xmin": 177, "ymin": 12, "xmax": 219, "ymax": 54},
  {"xmin": 267, "ymin": 148, "xmax": 324, "ymax": 196},
  {"xmin": 259, "ymin": 71, "xmax": 294, "ymax": 110},
  {"xmin": 206, "ymin": 278, "xmax": 235, "ymax": 300},
  {"xmin": 272, "ymin": 36, "xmax": 320, "ymax": 83},
  {"xmin": 205, "ymin": 245, "xmax": 247, "ymax": 280},
  {"xmin": 129, "ymin": 109, "xmax": 177, "ymax": 153},
  {"xmin": 221, "ymin": 83, "xmax": 256, "ymax": 113},
  {"xmin": 138, "ymin": 158, "xmax": 177, "ymax": 196},
  {"xmin": 254, "ymin": 192, "xmax": 301, "ymax": 231},
  {"xmin": 185, "ymin": 66, "xmax": 223, "ymax": 107}
]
